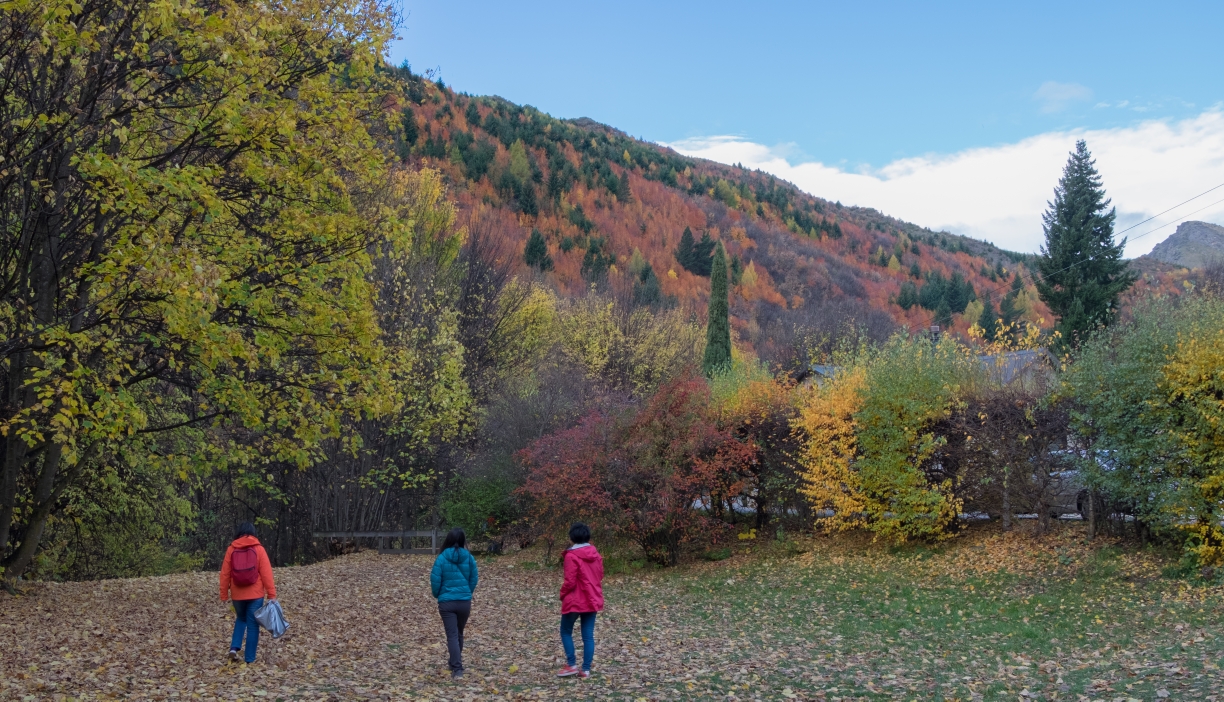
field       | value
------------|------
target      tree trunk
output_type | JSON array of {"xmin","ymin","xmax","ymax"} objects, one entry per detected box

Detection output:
[
  {"xmin": 2, "ymin": 441, "xmax": 64, "ymax": 587},
  {"xmin": 1087, "ymin": 489, "xmax": 1097, "ymax": 540},
  {"xmin": 1002, "ymin": 466, "xmax": 1011, "ymax": 531}
]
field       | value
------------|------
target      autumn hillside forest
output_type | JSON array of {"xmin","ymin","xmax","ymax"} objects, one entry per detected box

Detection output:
[{"xmin": 4, "ymin": 3, "xmax": 1224, "ymax": 697}]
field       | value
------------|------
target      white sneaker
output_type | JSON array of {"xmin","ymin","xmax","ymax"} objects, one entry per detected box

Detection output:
[{"xmin": 228, "ymin": 648, "xmax": 240, "ymax": 662}]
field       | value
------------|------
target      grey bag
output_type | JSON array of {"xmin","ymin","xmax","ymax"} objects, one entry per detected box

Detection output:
[{"xmin": 254, "ymin": 599, "xmax": 289, "ymax": 639}]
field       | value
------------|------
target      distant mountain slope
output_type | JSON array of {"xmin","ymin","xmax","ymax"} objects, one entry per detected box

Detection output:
[
  {"xmin": 1144, "ymin": 221, "xmax": 1224, "ymax": 269},
  {"xmin": 387, "ymin": 69, "xmax": 1068, "ymax": 364}
]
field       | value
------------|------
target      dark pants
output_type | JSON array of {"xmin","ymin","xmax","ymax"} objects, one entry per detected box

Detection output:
[
  {"xmin": 230, "ymin": 598, "xmax": 263, "ymax": 663},
  {"xmin": 438, "ymin": 599, "xmax": 471, "ymax": 671},
  {"xmin": 561, "ymin": 611, "xmax": 597, "ymax": 671}
]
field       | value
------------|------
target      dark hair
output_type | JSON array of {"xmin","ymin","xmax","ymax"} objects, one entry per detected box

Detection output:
[
  {"xmin": 569, "ymin": 522, "xmax": 591, "ymax": 544},
  {"xmin": 234, "ymin": 522, "xmax": 257, "ymax": 540},
  {"xmin": 441, "ymin": 527, "xmax": 466, "ymax": 551}
]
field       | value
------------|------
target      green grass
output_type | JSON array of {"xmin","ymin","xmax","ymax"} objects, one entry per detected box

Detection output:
[{"xmin": 555, "ymin": 526, "xmax": 1224, "ymax": 700}]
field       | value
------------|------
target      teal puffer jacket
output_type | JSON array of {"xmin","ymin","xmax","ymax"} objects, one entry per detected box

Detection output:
[{"xmin": 430, "ymin": 546, "xmax": 479, "ymax": 602}]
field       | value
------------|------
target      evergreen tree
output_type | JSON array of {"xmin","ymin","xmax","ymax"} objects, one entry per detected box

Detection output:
[
  {"xmin": 933, "ymin": 298, "xmax": 952, "ymax": 326},
  {"xmin": 464, "ymin": 100, "xmax": 481, "ymax": 128},
  {"xmin": 581, "ymin": 238, "xmax": 612, "ymax": 282},
  {"xmin": 702, "ymin": 243, "xmax": 732, "ymax": 376},
  {"xmin": 517, "ymin": 181, "xmax": 539, "ymax": 216},
  {"xmin": 1035, "ymin": 140, "xmax": 1137, "ymax": 345},
  {"xmin": 730, "ymin": 254, "xmax": 743, "ymax": 285},
  {"xmin": 999, "ymin": 291, "xmax": 1020, "ymax": 330},
  {"xmin": 632, "ymin": 262, "xmax": 663, "ymax": 307},
  {"xmin": 918, "ymin": 272, "xmax": 946, "ymax": 310},
  {"xmin": 674, "ymin": 226, "xmax": 695, "ymax": 271},
  {"xmin": 401, "ymin": 110, "xmax": 419, "ymax": 146},
  {"xmin": 896, "ymin": 281, "xmax": 919, "ymax": 310},
  {"xmin": 909, "ymin": 262, "xmax": 922, "ymax": 279},
  {"xmin": 690, "ymin": 232, "xmax": 716, "ymax": 276},
  {"xmin": 524, "ymin": 228, "xmax": 552, "ymax": 271},
  {"xmin": 977, "ymin": 295, "xmax": 999, "ymax": 342}
]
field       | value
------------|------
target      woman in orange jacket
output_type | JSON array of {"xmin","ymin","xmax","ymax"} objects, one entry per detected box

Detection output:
[{"xmin": 219, "ymin": 522, "xmax": 276, "ymax": 664}]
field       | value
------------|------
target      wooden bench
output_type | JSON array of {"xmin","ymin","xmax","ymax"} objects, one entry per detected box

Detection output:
[{"xmin": 311, "ymin": 530, "xmax": 445, "ymax": 555}]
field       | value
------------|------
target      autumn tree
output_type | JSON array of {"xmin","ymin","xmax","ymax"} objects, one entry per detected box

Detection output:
[
  {"xmin": 703, "ymin": 243, "xmax": 732, "ymax": 376},
  {"xmin": 1035, "ymin": 140, "xmax": 1136, "ymax": 346},
  {"xmin": 0, "ymin": 0, "xmax": 412, "ymax": 586}
]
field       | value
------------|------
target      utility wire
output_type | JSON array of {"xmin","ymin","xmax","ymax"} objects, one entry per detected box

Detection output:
[{"xmin": 970, "ymin": 183, "xmax": 1224, "ymax": 304}]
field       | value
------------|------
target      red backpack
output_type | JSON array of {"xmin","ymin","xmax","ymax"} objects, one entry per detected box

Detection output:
[{"xmin": 230, "ymin": 546, "xmax": 260, "ymax": 587}]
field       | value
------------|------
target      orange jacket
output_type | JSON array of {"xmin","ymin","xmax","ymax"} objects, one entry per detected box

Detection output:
[{"xmin": 219, "ymin": 535, "xmax": 276, "ymax": 602}]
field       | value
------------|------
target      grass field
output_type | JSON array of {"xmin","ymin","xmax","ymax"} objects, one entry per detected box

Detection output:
[{"xmin": 2, "ymin": 522, "xmax": 1222, "ymax": 701}]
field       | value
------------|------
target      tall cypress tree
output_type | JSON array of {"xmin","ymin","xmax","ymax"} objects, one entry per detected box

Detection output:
[
  {"xmin": 1035, "ymin": 140, "xmax": 1136, "ymax": 346},
  {"xmin": 702, "ymin": 243, "xmax": 732, "ymax": 376}
]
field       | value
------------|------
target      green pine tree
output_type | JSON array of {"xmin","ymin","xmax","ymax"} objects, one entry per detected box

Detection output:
[
  {"xmin": 581, "ymin": 238, "xmax": 612, "ymax": 282},
  {"xmin": 524, "ymin": 228, "xmax": 552, "ymax": 271},
  {"xmin": 632, "ymin": 262, "xmax": 663, "ymax": 307},
  {"xmin": 730, "ymin": 254, "xmax": 743, "ymax": 285},
  {"xmin": 977, "ymin": 295, "xmax": 999, "ymax": 342},
  {"xmin": 1035, "ymin": 140, "xmax": 1137, "ymax": 346},
  {"xmin": 702, "ymin": 243, "xmax": 732, "ymax": 376},
  {"xmin": 674, "ymin": 226, "xmax": 695, "ymax": 271}
]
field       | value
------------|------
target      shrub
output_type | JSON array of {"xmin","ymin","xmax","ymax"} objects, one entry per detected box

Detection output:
[
  {"xmin": 797, "ymin": 335, "xmax": 984, "ymax": 542},
  {"xmin": 1065, "ymin": 294, "xmax": 1224, "ymax": 563},
  {"xmin": 518, "ymin": 376, "xmax": 755, "ymax": 565},
  {"xmin": 441, "ymin": 476, "xmax": 521, "ymax": 542}
]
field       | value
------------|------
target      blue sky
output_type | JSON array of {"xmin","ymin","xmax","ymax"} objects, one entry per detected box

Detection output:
[{"xmin": 390, "ymin": 1, "xmax": 1224, "ymax": 254}]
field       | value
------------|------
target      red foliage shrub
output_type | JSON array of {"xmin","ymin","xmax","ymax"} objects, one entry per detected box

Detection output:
[{"xmin": 517, "ymin": 377, "xmax": 755, "ymax": 565}]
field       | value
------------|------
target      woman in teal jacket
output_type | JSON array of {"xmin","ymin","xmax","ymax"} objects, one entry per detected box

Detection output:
[{"xmin": 430, "ymin": 528, "xmax": 479, "ymax": 678}]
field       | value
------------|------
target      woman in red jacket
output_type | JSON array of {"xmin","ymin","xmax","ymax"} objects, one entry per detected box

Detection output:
[
  {"xmin": 556, "ymin": 522, "xmax": 604, "ymax": 678},
  {"xmin": 219, "ymin": 522, "xmax": 277, "ymax": 664}
]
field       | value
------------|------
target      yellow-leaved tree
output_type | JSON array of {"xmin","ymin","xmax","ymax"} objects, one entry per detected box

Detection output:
[
  {"xmin": 1162, "ymin": 328, "xmax": 1224, "ymax": 565},
  {"xmin": 795, "ymin": 336, "xmax": 982, "ymax": 542},
  {"xmin": 0, "ymin": 0, "xmax": 424, "ymax": 585}
]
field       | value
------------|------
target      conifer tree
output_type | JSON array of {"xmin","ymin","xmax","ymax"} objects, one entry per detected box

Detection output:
[
  {"xmin": 524, "ymin": 228, "xmax": 552, "ymax": 271},
  {"xmin": 632, "ymin": 262, "xmax": 663, "ymax": 307},
  {"xmin": 1035, "ymin": 140, "xmax": 1136, "ymax": 345},
  {"xmin": 674, "ymin": 226, "xmax": 695, "ymax": 271},
  {"xmin": 977, "ymin": 295, "xmax": 999, "ymax": 342},
  {"xmin": 702, "ymin": 243, "xmax": 732, "ymax": 376}
]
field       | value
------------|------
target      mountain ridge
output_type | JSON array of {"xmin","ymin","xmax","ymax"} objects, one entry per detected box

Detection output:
[
  {"xmin": 389, "ymin": 68, "xmax": 1182, "ymax": 364},
  {"xmin": 1144, "ymin": 221, "xmax": 1224, "ymax": 269}
]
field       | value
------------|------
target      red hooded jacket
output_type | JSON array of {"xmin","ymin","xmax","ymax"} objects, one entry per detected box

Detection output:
[
  {"xmin": 219, "ymin": 535, "xmax": 276, "ymax": 602},
  {"xmin": 560, "ymin": 543, "xmax": 604, "ymax": 614}
]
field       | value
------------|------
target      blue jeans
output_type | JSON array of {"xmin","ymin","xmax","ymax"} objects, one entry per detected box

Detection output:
[
  {"xmin": 560, "ymin": 612, "xmax": 597, "ymax": 671},
  {"xmin": 231, "ymin": 598, "xmax": 263, "ymax": 663}
]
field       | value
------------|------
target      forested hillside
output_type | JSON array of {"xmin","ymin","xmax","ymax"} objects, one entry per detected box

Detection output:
[{"xmin": 389, "ymin": 67, "xmax": 1058, "ymax": 367}]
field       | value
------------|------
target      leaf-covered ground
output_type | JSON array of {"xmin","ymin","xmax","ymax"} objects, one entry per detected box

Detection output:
[{"xmin": 2, "ymin": 524, "xmax": 1223, "ymax": 701}]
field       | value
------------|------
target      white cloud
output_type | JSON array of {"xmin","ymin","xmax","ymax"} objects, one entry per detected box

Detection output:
[
  {"xmin": 665, "ymin": 110, "xmax": 1224, "ymax": 257},
  {"xmin": 1034, "ymin": 81, "xmax": 1094, "ymax": 113}
]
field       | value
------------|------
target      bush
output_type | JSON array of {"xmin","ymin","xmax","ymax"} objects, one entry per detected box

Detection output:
[
  {"xmin": 441, "ymin": 476, "xmax": 520, "ymax": 542},
  {"xmin": 1065, "ymin": 294, "xmax": 1224, "ymax": 564},
  {"xmin": 797, "ymin": 335, "xmax": 984, "ymax": 542},
  {"xmin": 518, "ymin": 376, "xmax": 755, "ymax": 565}
]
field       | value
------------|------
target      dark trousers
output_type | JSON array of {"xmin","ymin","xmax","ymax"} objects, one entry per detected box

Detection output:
[
  {"xmin": 438, "ymin": 599, "xmax": 471, "ymax": 671},
  {"xmin": 230, "ymin": 598, "xmax": 263, "ymax": 663}
]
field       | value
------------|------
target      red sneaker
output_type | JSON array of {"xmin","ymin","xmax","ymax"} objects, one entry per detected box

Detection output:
[
  {"xmin": 556, "ymin": 665, "xmax": 580, "ymax": 677},
  {"xmin": 577, "ymin": 670, "xmax": 591, "ymax": 678}
]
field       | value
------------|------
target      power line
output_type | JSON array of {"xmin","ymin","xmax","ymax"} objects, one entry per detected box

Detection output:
[
  {"xmin": 1113, "ymin": 181, "xmax": 1224, "ymax": 238},
  {"xmin": 973, "ymin": 184, "xmax": 1224, "ymax": 303}
]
